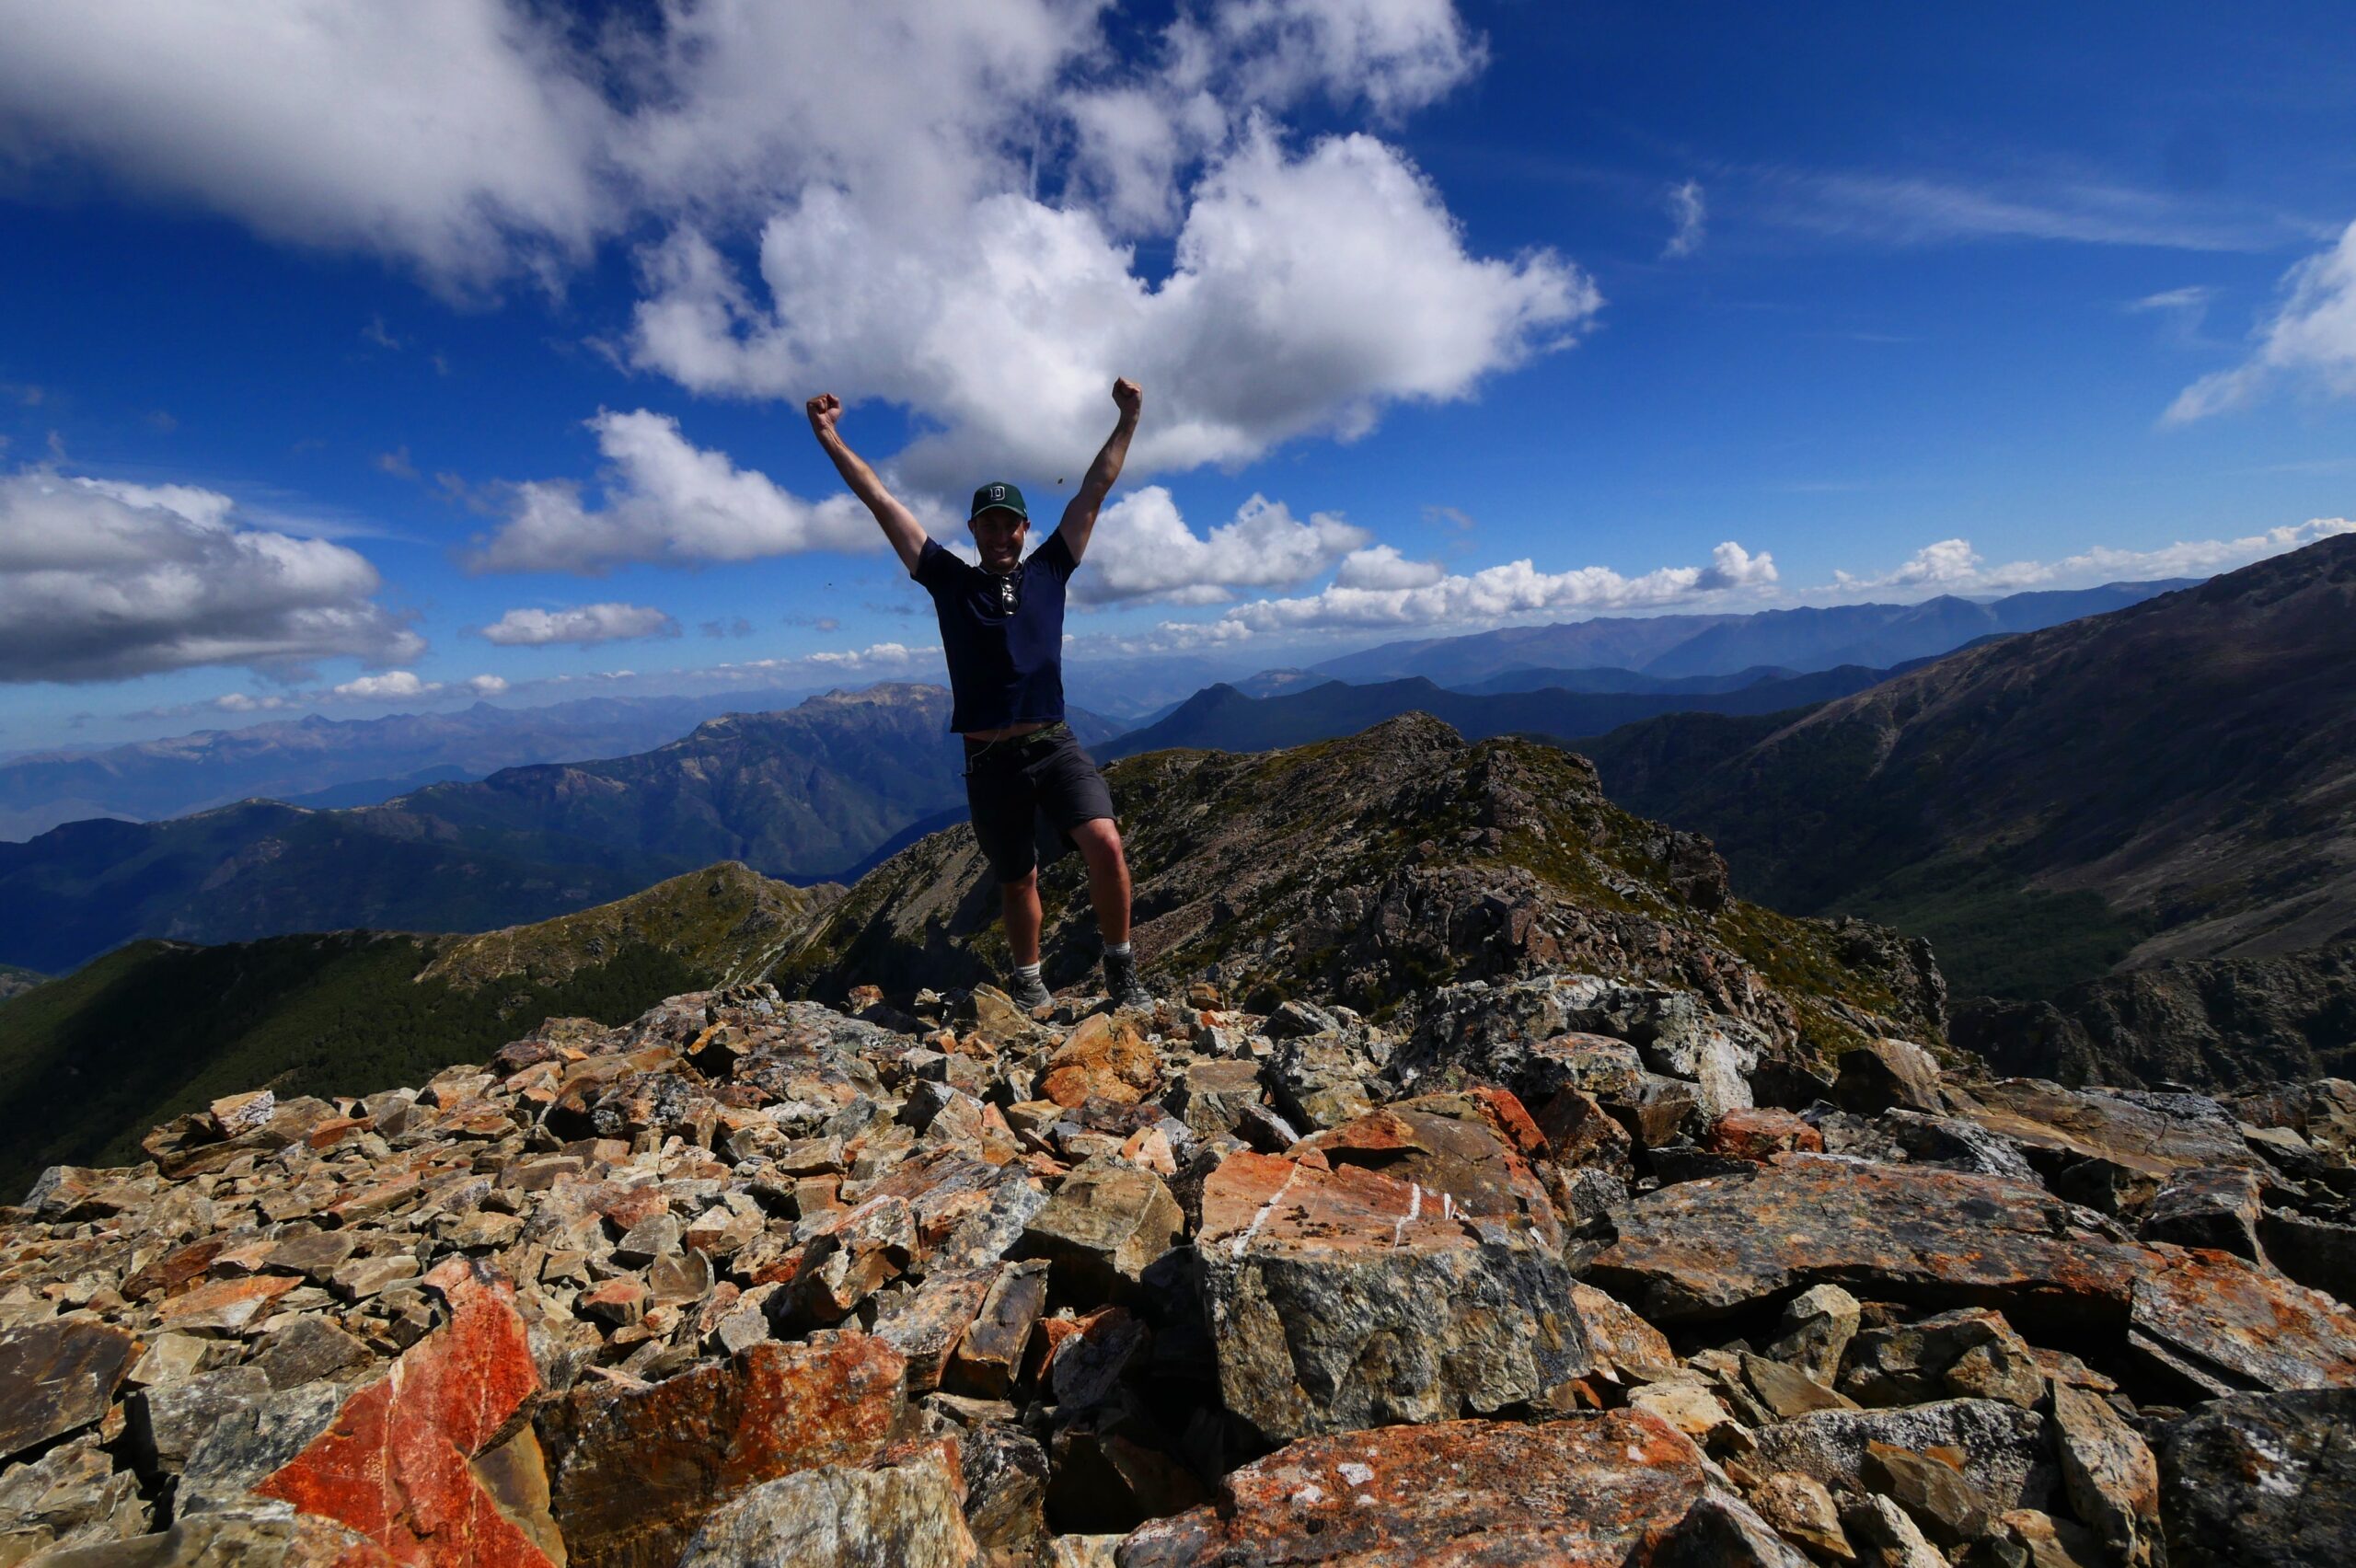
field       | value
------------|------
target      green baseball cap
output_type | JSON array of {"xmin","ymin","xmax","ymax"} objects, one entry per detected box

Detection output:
[{"xmin": 968, "ymin": 480, "xmax": 1028, "ymax": 522}]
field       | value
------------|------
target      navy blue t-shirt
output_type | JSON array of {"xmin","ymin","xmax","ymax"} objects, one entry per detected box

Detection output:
[{"xmin": 913, "ymin": 530, "xmax": 1076, "ymax": 733}]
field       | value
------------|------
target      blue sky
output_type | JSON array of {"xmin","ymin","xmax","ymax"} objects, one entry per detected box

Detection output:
[{"xmin": 2, "ymin": 0, "xmax": 2352, "ymax": 748}]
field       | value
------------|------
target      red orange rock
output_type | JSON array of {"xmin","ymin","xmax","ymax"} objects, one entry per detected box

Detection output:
[{"xmin": 253, "ymin": 1258, "xmax": 553, "ymax": 1567}]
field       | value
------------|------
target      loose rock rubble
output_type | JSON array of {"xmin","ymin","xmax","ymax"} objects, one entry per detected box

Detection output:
[{"xmin": 4, "ymin": 964, "xmax": 2355, "ymax": 1565}]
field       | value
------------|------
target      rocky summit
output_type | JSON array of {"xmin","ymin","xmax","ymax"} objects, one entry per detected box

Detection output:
[{"xmin": 2, "ymin": 718, "xmax": 2353, "ymax": 1565}]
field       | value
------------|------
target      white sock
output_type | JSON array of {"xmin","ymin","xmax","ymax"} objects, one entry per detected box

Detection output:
[
  {"xmin": 1105, "ymin": 941, "xmax": 1132, "ymax": 958},
  {"xmin": 1015, "ymin": 961, "xmax": 1043, "ymax": 981}
]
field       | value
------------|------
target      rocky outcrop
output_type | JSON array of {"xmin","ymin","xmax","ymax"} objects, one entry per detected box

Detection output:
[
  {"xmin": 6, "ymin": 951, "xmax": 2356, "ymax": 1559},
  {"xmin": 1955, "ymin": 940, "xmax": 2356, "ymax": 1090},
  {"xmin": 780, "ymin": 716, "xmax": 1945, "ymax": 1057}
]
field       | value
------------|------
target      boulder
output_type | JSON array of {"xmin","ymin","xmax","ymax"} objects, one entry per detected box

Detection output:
[
  {"xmin": 1749, "ymin": 1399, "xmax": 2056, "ymax": 1516},
  {"xmin": 1117, "ymin": 1413, "xmax": 1727, "ymax": 1567},
  {"xmin": 1040, "ymin": 1016, "xmax": 1159, "ymax": 1109},
  {"xmin": 2138, "ymin": 1166, "xmax": 2264, "ymax": 1260},
  {"xmin": 1839, "ymin": 1309, "xmax": 2044, "ymax": 1409},
  {"xmin": 2156, "ymin": 1389, "xmax": 2356, "ymax": 1567},
  {"xmin": 0, "ymin": 1320, "xmax": 135, "ymax": 1464},
  {"xmin": 537, "ymin": 1329, "xmax": 909, "ymax": 1567},
  {"xmin": 673, "ymin": 1440, "xmax": 980, "ymax": 1568},
  {"xmin": 1588, "ymin": 1157, "xmax": 2131, "ymax": 1323},
  {"xmin": 1761, "ymin": 1283, "xmax": 1862, "ymax": 1387},
  {"xmin": 1836, "ymin": 1039, "xmax": 1946, "ymax": 1114},
  {"xmin": 2050, "ymin": 1382, "xmax": 2159, "ymax": 1568},
  {"xmin": 1013, "ymin": 1159, "xmax": 1182, "ymax": 1306},
  {"xmin": 252, "ymin": 1259, "xmax": 555, "ymax": 1566},
  {"xmin": 1194, "ymin": 1151, "xmax": 1588, "ymax": 1443},
  {"xmin": 2129, "ymin": 1247, "xmax": 2356, "ymax": 1395}
]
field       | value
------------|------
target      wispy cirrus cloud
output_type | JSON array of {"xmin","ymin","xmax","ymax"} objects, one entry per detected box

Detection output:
[
  {"xmin": 1758, "ymin": 167, "xmax": 2301, "ymax": 253},
  {"xmin": 2165, "ymin": 219, "xmax": 2356, "ymax": 423}
]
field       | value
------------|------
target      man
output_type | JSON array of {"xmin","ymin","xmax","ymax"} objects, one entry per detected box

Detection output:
[{"xmin": 807, "ymin": 378, "xmax": 1152, "ymax": 1010}]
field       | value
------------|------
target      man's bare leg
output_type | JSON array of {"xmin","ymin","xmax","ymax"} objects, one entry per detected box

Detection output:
[
  {"xmin": 1068, "ymin": 818, "xmax": 1133, "ymax": 944},
  {"xmin": 1001, "ymin": 871, "xmax": 1044, "ymax": 966}
]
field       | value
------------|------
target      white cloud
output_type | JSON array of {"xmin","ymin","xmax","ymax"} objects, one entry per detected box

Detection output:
[
  {"xmin": 1828, "ymin": 518, "xmax": 2356, "ymax": 594},
  {"xmin": 1072, "ymin": 487, "xmax": 1369, "ymax": 605},
  {"xmin": 0, "ymin": 469, "xmax": 421, "ymax": 683},
  {"xmin": 1219, "ymin": 539, "xmax": 1777, "ymax": 633},
  {"xmin": 468, "ymin": 409, "xmax": 873, "ymax": 573},
  {"xmin": 0, "ymin": 5, "xmax": 1581, "ymax": 494},
  {"xmin": 1763, "ymin": 169, "xmax": 2292, "ymax": 253},
  {"xmin": 466, "ymin": 674, "xmax": 509, "ymax": 696},
  {"xmin": 1334, "ymin": 543, "xmax": 1444, "ymax": 589},
  {"xmin": 479, "ymin": 602, "xmax": 681, "ymax": 647},
  {"xmin": 214, "ymin": 691, "xmax": 299, "ymax": 713},
  {"xmin": 330, "ymin": 670, "xmax": 439, "ymax": 702},
  {"xmin": 2165, "ymin": 220, "xmax": 2356, "ymax": 422},
  {"xmin": 632, "ymin": 124, "xmax": 1592, "ymax": 489},
  {"xmin": 0, "ymin": 0, "xmax": 610, "ymax": 294},
  {"xmin": 1663, "ymin": 179, "xmax": 1705, "ymax": 259}
]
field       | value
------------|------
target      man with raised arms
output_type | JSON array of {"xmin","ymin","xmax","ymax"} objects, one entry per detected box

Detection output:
[{"xmin": 807, "ymin": 378, "xmax": 1152, "ymax": 1010}]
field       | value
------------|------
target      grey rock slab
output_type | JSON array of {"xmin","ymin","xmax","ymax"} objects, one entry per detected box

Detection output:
[
  {"xmin": 1194, "ymin": 1151, "xmax": 1589, "ymax": 1444},
  {"xmin": 1748, "ymin": 1399, "xmax": 2056, "ymax": 1515},
  {"xmin": 125, "ymin": 1366, "xmax": 271, "ymax": 1476},
  {"xmin": 1761, "ymin": 1283, "xmax": 1862, "ymax": 1387},
  {"xmin": 2139, "ymin": 1166, "xmax": 2265, "ymax": 1260},
  {"xmin": 1012, "ymin": 1159, "xmax": 1181, "ymax": 1306},
  {"xmin": 172, "ymin": 1381, "xmax": 347, "ymax": 1519},
  {"xmin": 673, "ymin": 1446, "xmax": 981, "ymax": 1568},
  {"xmin": 0, "ymin": 1320, "xmax": 134, "ymax": 1464},
  {"xmin": 2050, "ymin": 1382, "xmax": 2159, "ymax": 1568},
  {"xmin": 2156, "ymin": 1389, "xmax": 2356, "ymax": 1567}
]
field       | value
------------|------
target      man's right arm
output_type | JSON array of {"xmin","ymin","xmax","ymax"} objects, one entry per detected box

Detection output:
[{"xmin": 806, "ymin": 393, "xmax": 929, "ymax": 575}]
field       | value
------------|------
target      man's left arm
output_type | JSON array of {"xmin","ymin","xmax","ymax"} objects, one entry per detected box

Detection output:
[{"xmin": 1056, "ymin": 378, "xmax": 1142, "ymax": 564}]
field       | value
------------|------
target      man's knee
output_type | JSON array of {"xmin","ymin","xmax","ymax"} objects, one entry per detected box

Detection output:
[
  {"xmin": 999, "ymin": 868, "xmax": 1040, "ymax": 894},
  {"xmin": 1069, "ymin": 816, "xmax": 1124, "ymax": 859}
]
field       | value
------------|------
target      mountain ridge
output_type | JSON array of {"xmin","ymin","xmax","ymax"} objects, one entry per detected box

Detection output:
[{"xmin": 1579, "ymin": 536, "xmax": 2356, "ymax": 998}]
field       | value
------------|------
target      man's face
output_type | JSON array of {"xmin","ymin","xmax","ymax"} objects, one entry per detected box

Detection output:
[{"xmin": 970, "ymin": 507, "xmax": 1028, "ymax": 571}]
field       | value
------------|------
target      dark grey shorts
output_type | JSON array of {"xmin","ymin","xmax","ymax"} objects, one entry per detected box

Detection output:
[{"xmin": 964, "ymin": 726, "xmax": 1115, "ymax": 884}]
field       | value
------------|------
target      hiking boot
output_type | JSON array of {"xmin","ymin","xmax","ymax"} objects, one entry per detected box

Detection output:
[
  {"xmin": 1102, "ymin": 948, "xmax": 1153, "ymax": 1010},
  {"xmin": 1005, "ymin": 970, "xmax": 1053, "ymax": 1010}
]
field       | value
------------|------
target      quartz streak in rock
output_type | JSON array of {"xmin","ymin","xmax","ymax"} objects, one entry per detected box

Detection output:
[
  {"xmin": 1118, "ymin": 1413, "xmax": 1719, "ymax": 1567},
  {"xmin": 252, "ymin": 1258, "xmax": 554, "ymax": 1567},
  {"xmin": 1195, "ymin": 1151, "xmax": 1588, "ymax": 1443}
]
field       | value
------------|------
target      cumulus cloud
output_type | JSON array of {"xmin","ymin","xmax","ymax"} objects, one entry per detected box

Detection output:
[
  {"xmin": 635, "ymin": 125, "xmax": 1592, "ymax": 489},
  {"xmin": 1073, "ymin": 487, "xmax": 1369, "ymax": 605},
  {"xmin": 468, "ymin": 409, "xmax": 872, "ymax": 573},
  {"xmin": 1663, "ymin": 179, "xmax": 1705, "ymax": 259},
  {"xmin": 0, "ymin": 0, "xmax": 610, "ymax": 294},
  {"xmin": 329, "ymin": 670, "xmax": 438, "ymax": 701},
  {"xmin": 466, "ymin": 674, "xmax": 509, "ymax": 696},
  {"xmin": 0, "ymin": 5, "xmax": 1584, "ymax": 491},
  {"xmin": 479, "ymin": 602, "xmax": 681, "ymax": 647},
  {"xmin": 1219, "ymin": 540, "xmax": 1778, "ymax": 633},
  {"xmin": 0, "ymin": 469, "xmax": 421, "ymax": 683},
  {"xmin": 1334, "ymin": 544, "xmax": 1444, "ymax": 589},
  {"xmin": 2165, "ymin": 219, "xmax": 2356, "ymax": 422},
  {"xmin": 1827, "ymin": 518, "xmax": 2356, "ymax": 594}
]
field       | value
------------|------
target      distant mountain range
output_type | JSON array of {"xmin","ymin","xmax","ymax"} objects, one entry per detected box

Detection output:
[
  {"xmin": 0, "ymin": 686, "xmax": 1114, "ymax": 974},
  {"xmin": 0, "ymin": 688, "xmax": 842, "ymax": 841},
  {"xmin": 1305, "ymin": 580, "xmax": 2195, "ymax": 686},
  {"xmin": 1579, "ymin": 536, "xmax": 2356, "ymax": 1000},
  {"xmin": 1099, "ymin": 663, "xmax": 1902, "ymax": 762},
  {"xmin": 0, "ymin": 861, "xmax": 837, "ymax": 1194}
]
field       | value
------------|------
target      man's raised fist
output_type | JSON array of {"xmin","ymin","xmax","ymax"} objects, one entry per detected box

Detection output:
[
  {"xmin": 1113, "ymin": 378, "xmax": 1142, "ymax": 416},
  {"xmin": 806, "ymin": 392, "xmax": 842, "ymax": 432}
]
